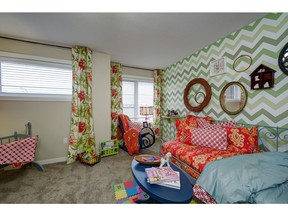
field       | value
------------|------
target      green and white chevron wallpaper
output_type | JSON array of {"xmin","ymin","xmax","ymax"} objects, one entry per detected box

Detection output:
[{"xmin": 161, "ymin": 13, "xmax": 288, "ymax": 141}]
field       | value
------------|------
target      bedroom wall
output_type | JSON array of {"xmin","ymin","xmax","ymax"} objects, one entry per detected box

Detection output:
[
  {"xmin": 0, "ymin": 37, "xmax": 111, "ymax": 163},
  {"xmin": 123, "ymin": 66, "xmax": 153, "ymax": 78},
  {"xmin": 92, "ymin": 52, "xmax": 111, "ymax": 145},
  {"xmin": 161, "ymin": 13, "xmax": 288, "ymax": 141}
]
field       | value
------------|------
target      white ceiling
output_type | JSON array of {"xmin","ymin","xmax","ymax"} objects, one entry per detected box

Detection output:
[{"xmin": 0, "ymin": 13, "xmax": 267, "ymax": 69}]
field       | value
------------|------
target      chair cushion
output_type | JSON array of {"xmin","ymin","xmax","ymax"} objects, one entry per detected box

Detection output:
[{"xmin": 128, "ymin": 121, "xmax": 143, "ymax": 132}]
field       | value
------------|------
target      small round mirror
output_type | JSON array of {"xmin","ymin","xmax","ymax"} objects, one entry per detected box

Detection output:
[
  {"xmin": 187, "ymin": 83, "xmax": 206, "ymax": 105},
  {"xmin": 220, "ymin": 82, "xmax": 247, "ymax": 115},
  {"xmin": 194, "ymin": 91, "xmax": 206, "ymax": 104},
  {"xmin": 278, "ymin": 43, "xmax": 288, "ymax": 75}
]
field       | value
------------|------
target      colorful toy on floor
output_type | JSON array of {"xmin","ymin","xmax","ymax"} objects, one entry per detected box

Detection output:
[
  {"xmin": 113, "ymin": 180, "xmax": 149, "ymax": 204},
  {"xmin": 77, "ymin": 151, "xmax": 101, "ymax": 166}
]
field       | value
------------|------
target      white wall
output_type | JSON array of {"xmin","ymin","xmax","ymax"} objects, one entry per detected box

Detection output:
[
  {"xmin": 123, "ymin": 66, "xmax": 153, "ymax": 78},
  {"xmin": 92, "ymin": 52, "xmax": 111, "ymax": 145},
  {"xmin": 0, "ymin": 101, "xmax": 71, "ymax": 162},
  {"xmin": 0, "ymin": 37, "xmax": 111, "ymax": 163}
]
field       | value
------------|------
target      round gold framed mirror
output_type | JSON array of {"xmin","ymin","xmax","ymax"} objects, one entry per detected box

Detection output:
[
  {"xmin": 220, "ymin": 82, "xmax": 247, "ymax": 115},
  {"xmin": 184, "ymin": 78, "xmax": 211, "ymax": 112}
]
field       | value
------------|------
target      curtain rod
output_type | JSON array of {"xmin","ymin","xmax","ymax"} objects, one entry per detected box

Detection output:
[
  {"xmin": 1, "ymin": 36, "xmax": 156, "ymax": 71},
  {"xmin": 0, "ymin": 36, "xmax": 71, "ymax": 50},
  {"xmin": 122, "ymin": 64, "xmax": 154, "ymax": 72}
]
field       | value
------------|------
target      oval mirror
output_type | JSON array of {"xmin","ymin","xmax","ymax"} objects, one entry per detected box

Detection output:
[
  {"xmin": 184, "ymin": 78, "xmax": 211, "ymax": 112},
  {"xmin": 220, "ymin": 82, "xmax": 247, "ymax": 115},
  {"xmin": 233, "ymin": 54, "xmax": 252, "ymax": 72},
  {"xmin": 278, "ymin": 43, "xmax": 288, "ymax": 75}
]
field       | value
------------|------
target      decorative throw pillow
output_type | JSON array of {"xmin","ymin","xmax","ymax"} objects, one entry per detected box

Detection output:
[
  {"xmin": 198, "ymin": 118, "xmax": 220, "ymax": 129},
  {"xmin": 204, "ymin": 116, "xmax": 215, "ymax": 124},
  {"xmin": 226, "ymin": 126, "xmax": 258, "ymax": 153},
  {"xmin": 218, "ymin": 120, "xmax": 236, "ymax": 128},
  {"xmin": 198, "ymin": 119, "xmax": 236, "ymax": 130},
  {"xmin": 187, "ymin": 114, "xmax": 214, "ymax": 124},
  {"xmin": 175, "ymin": 118, "xmax": 198, "ymax": 144},
  {"xmin": 191, "ymin": 128, "xmax": 228, "ymax": 150},
  {"xmin": 128, "ymin": 121, "xmax": 143, "ymax": 132}
]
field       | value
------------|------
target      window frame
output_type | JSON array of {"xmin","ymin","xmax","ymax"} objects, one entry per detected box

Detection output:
[
  {"xmin": 122, "ymin": 75, "xmax": 153, "ymax": 121},
  {"xmin": 0, "ymin": 51, "xmax": 72, "ymax": 101}
]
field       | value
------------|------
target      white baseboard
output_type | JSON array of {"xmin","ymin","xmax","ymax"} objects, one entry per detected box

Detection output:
[{"xmin": 36, "ymin": 157, "xmax": 67, "ymax": 165}]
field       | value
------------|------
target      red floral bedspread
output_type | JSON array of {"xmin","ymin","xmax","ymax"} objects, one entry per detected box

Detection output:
[
  {"xmin": 161, "ymin": 140, "xmax": 251, "ymax": 179},
  {"xmin": 161, "ymin": 140, "xmax": 259, "ymax": 203}
]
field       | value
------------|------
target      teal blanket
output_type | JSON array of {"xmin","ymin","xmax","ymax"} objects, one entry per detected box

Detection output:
[{"xmin": 196, "ymin": 152, "xmax": 288, "ymax": 203}]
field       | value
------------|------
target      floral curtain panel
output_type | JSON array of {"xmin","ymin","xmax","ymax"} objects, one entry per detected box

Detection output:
[
  {"xmin": 153, "ymin": 69, "xmax": 162, "ymax": 140},
  {"xmin": 67, "ymin": 46, "xmax": 96, "ymax": 164},
  {"xmin": 111, "ymin": 62, "xmax": 123, "ymax": 139}
]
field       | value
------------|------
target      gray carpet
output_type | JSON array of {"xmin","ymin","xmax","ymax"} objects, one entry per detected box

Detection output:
[{"xmin": 0, "ymin": 141, "xmax": 161, "ymax": 204}]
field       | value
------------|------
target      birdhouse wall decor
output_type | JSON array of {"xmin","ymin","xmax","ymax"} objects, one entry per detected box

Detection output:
[{"xmin": 249, "ymin": 64, "xmax": 276, "ymax": 90}]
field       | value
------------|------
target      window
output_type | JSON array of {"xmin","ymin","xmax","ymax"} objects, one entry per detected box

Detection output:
[
  {"xmin": 122, "ymin": 78, "xmax": 153, "ymax": 122},
  {"xmin": 0, "ymin": 52, "xmax": 72, "ymax": 100}
]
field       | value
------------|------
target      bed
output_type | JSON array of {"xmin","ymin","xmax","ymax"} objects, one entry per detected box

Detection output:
[
  {"xmin": 194, "ymin": 152, "xmax": 288, "ymax": 204},
  {"xmin": 0, "ymin": 122, "xmax": 44, "ymax": 171},
  {"xmin": 160, "ymin": 115, "xmax": 288, "ymax": 204}
]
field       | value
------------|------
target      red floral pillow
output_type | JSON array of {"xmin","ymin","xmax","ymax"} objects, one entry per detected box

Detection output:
[
  {"xmin": 204, "ymin": 116, "xmax": 215, "ymax": 124},
  {"xmin": 187, "ymin": 114, "xmax": 214, "ymax": 124},
  {"xmin": 197, "ymin": 118, "xmax": 219, "ymax": 129},
  {"xmin": 226, "ymin": 126, "xmax": 258, "ymax": 153},
  {"xmin": 175, "ymin": 118, "xmax": 198, "ymax": 144}
]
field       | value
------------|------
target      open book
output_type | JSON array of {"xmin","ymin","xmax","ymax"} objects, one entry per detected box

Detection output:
[{"xmin": 145, "ymin": 166, "xmax": 180, "ymax": 184}]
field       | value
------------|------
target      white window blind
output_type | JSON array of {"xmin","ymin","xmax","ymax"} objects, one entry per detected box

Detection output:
[
  {"xmin": 0, "ymin": 54, "xmax": 72, "ymax": 99},
  {"xmin": 122, "ymin": 76, "xmax": 153, "ymax": 121}
]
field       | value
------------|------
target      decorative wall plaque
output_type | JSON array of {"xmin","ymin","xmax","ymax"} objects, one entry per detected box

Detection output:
[{"xmin": 250, "ymin": 64, "xmax": 276, "ymax": 90}]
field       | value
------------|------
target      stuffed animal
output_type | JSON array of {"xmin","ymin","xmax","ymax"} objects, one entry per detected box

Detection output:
[{"xmin": 160, "ymin": 152, "xmax": 172, "ymax": 168}]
